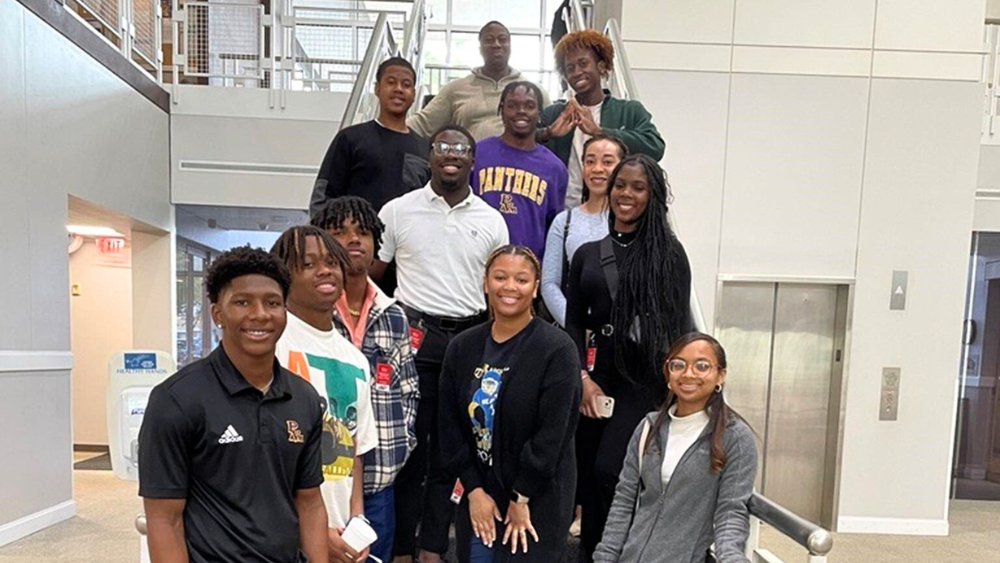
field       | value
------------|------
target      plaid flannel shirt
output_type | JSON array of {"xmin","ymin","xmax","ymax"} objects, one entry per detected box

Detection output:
[{"xmin": 333, "ymin": 281, "xmax": 419, "ymax": 495}]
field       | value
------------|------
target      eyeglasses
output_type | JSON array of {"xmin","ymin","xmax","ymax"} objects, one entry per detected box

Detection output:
[
  {"xmin": 431, "ymin": 141, "xmax": 473, "ymax": 157},
  {"xmin": 666, "ymin": 359, "xmax": 716, "ymax": 376}
]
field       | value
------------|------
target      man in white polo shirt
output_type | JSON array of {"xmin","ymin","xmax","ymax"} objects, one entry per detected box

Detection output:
[{"xmin": 373, "ymin": 124, "xmax": 508, "ymax": 563}]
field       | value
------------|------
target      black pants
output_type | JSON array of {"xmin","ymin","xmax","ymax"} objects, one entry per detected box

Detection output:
[
  {"xmin": 393, "ymin": 317, "xmax": 476, "ymax": 557},
  {"xmin": 576, "ymin": 381, "xmax": 657, "ymax": 563}
]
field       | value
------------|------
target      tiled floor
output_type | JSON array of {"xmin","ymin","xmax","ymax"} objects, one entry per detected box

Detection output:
[{"xmin": 1, "ymin": 468, "xmax": 998, "ymax": 563}]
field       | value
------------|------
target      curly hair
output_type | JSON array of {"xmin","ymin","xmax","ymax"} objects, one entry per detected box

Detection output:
[
  {"xmin": 554, "ymin": 29, "xmax": 615, "ymax": 76},
  {"xmin": 310, "ymin": 196, "xmax": 385, "ymax": 255},
  {"xmin": 205, "ymin": 245, "xmax": 291, "ymax": 304}
]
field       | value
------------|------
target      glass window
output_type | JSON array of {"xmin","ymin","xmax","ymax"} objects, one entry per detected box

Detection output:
[
  {"xmin": 176, "ymin": 250, "xmax": 187, "ymax": 273},
  {"xmin": 509, "ymin": 34, "xmax": 540, "ymax": 71},
  {"xmin": 424, "ymin": 30, "xmax": 448, "ymax": 66},
  {"xmin": 450, "ymin": 32, "xmax": 482, "ymax": 68},
  {"xmin": 192, "ymin": 254, "xmax": 204, "ymax": 272},
  {"xmin": 493, "ymin": 0, "xmax": 541, "ymax": 29},
  {"xmin": 428, "ymin": 0, "xmax": 447, "ymax": 23},
  {"xmin": 451, "ymin": 0, "xmax": 489, "ymax": 26}
]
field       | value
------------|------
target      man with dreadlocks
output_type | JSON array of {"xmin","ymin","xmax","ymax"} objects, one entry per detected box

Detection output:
[
  {"xmin": 471, "ymin": 80, "xmax": 568, "ymax": 262},
  {"xmin": 565, "ymin": 154, "xmax": 692, "ymax": 562},
  {"xmin": 538, "ymin": 30, "xmax": 665, "ymax": 208},
  {"xmin": 271, "ymin": 226, "xmax": 379, "ymax": 563},
  {"xmin": 311, "ymin": 196, "xmax": 420, "ymax": 563}
]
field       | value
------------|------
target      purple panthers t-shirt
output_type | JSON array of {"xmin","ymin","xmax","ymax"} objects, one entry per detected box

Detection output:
[{"xmin": 472, "ymin": 137, "xmax": 568, "ymax": 260}]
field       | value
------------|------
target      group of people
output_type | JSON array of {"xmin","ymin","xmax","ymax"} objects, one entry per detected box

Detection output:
[{"xmin": 138, "ymin": 20, "xmax": 757, "ymax": 563}]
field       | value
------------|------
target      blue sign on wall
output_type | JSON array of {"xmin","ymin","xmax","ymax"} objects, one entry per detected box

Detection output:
[{"xmin": 124, "ymin": 353, "xmax": 157, "ymax": 370}]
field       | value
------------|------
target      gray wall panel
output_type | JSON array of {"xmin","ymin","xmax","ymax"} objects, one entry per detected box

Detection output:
[
  {"xmin": 0, "ymin": 0, "xmax": 32, "ymax": 351},
  {"xmin": 0, "ymin": 370, "xmax": 73, "ymax": 524}
]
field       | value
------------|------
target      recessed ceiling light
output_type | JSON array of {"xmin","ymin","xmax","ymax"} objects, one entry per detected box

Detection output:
[{"xmin": 66, "ymin": 225, "xmax": 124, "ymax": 237}]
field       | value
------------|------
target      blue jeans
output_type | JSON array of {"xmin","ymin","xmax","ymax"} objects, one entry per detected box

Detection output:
[
  {"xmin": 363, "ymin": 486, "xmax": 395, "ymax": 563},
  {"xmin": 468, "ymin": 535, "xmax": 496, "ymax": 563}
]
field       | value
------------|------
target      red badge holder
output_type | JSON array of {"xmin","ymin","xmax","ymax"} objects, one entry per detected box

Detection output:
[
  {"xmin": 586, "ymin": 333, "xmax": 597, "ymax": 372},
  {"xmin": 409, "ymin": 323, "xmax": 426, "ymax": 352},
  {"xmin": 375, "ymin": 361, "xmax": 392, "ymax": 388},
  {"xmin": 450, "ymin": 478, "xmax": 465, "ymax": 504}
]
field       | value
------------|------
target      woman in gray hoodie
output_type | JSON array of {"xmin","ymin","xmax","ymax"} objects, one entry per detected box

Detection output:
[{"xmin": 594, "ymin": 333, "xmax": 758, "ymax": 563}]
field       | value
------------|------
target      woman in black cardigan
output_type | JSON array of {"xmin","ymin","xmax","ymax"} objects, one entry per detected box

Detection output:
[
  {"xmin": 438, "ymin": 245, "xmax": 582, "ymax": 563},
  {"xmin": 565, "ymin": 154, "xmax": 693, "ymax": 562}
]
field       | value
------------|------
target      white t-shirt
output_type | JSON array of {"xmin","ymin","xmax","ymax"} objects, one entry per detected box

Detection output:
[
  {"xmin": 661, "ymin": 405, "xmax": 711, "ymax": 486},
  {"xmin": 379, "ymin": 185, "xmax": 509, "ymax": 318},
  {"xmin": 566, "ymin": 102, "xmax": 603, "ymax": 208},
  {"xmin": 275, "ymin": 312, "xmax": 378, "ymax": 528}
]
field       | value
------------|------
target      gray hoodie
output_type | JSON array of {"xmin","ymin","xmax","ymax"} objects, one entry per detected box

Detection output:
[
  {"xmin": 407, "ymin": 67, "xmax": 550, "ymax": 141},
  {"xmin": 594, "ymin": 410, "xmax": 758, "ymax": 563}
]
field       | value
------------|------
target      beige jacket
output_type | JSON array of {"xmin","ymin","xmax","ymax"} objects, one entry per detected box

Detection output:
[{"xmin": 407, "ymin": 67, "xmax": 550, "ymax": 141}]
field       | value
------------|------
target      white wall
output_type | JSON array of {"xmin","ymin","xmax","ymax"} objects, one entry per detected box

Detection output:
[
  {"xmin": 620, "ymin": 0, "xmax": 985, "ymax": 535},
  {"xmin": 0, "ymin": 0, "xmax": 170, "ymax": 542},
  {"xmin": 70, "ymin": 240, "xmax": 135, "ymax": 446},
  {"xmin": 170, "ymin": 86, "xmax": 347, "ymax": 210}
]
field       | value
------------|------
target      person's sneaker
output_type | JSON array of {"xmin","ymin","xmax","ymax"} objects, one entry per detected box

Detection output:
[{"xmin": 569, "ymin": 515, "xmax": 582, "ymax": 537}]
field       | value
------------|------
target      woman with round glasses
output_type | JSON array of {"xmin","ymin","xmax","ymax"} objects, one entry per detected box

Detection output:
[
  {"xmin": 437, "ymin": 245, "xmax": 581, "ymax": 563},
  {"xmin": 564, "ymin": 153, "xmax": 693, "ymax": 561},
  {"xmin": 594, "ymin": 332, "xmax": 757, "ymax": 563}
]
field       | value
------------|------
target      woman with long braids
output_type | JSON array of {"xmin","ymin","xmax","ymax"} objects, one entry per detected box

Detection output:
[
  {"xmin": 594, "ymin": 333, "xmax": 757, "ymax": 563},
  {"xmin": 438, "ymin": 245, "xmax": 581, "ymax": 562},
  {"xmin": 565, "ymin": 153, "xmax": 693, "ymax": 561}
]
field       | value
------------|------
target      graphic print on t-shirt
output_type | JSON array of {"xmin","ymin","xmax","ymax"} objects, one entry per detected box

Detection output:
[
  {"xmin": 286, "ymin": 351, "xmax": 366, "ymax": 481},
  {"xmin": 478, "ymin": 166, "xmax": 549, "ymax": 207},
  {"xmin": 469, "ymin": 363, "xmax": 509, "ymax": 465}
]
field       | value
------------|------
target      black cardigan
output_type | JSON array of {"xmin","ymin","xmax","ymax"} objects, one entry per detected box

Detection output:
[{"xmin": 438, "ymin": 318, "xmax": 581, "ymax": 562}]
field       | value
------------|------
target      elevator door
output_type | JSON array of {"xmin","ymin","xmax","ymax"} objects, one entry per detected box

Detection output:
[{"xmin": 716, "ymin": 282, "xmax": 847, "ymax": 528}]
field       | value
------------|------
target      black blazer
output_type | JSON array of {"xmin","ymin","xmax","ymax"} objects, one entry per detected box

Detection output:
[{"xmin": 438, "ymin": 318, "xmax": 582, "ymax": 562}]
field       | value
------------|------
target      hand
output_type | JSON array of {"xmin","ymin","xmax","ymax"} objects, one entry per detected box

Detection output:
[
  {"xmin": 327, "ymin": 527, "xmax": 363, "ymax": 563},
  {"xmin": 468, "ymin": 488, "xmax": 502, "ymax": 547},
  {"xmin": 580, "ymin": 376, "xmax": 606, "ymax": 419},
  {"xmin": 547, "ymin": 104, "xmax": 578, "ymax": 138},
  {"xmin": 502, "ymin": 501, "xmax": 539, "ymax": 554},
  {"xmin": 575, "ymin": 104, "xmax": 602, "ymax": 135}
]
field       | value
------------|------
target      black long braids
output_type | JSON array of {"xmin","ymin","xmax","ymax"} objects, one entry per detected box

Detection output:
[
  {"xmin": 607, "ymin": 154, "xmax": 688, "ymax": 394},
  {"xmin": 310, "ymin": 196, "xmax": 385, "ymax": 255}
]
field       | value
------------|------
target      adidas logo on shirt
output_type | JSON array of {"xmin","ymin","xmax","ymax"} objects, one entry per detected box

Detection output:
[{"xmin": 218, "ymin": 425, "xmax": 244, "ymax": 444}]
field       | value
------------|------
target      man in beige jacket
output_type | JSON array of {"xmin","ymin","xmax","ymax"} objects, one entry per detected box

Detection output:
[{"xmin": 408, "ymin": 21, "xmax": 550, "ymax": 141}]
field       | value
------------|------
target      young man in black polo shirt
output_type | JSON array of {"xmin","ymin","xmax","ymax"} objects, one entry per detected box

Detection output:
[
  {"xmin": 309, "ymin": 57, "xmax": 431, "ymax": 216},
  {"xmin": 138, "ymin": 246, "xmax": 328, "ymax": 563}
]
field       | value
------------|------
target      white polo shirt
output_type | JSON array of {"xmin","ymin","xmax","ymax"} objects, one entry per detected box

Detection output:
[{"xmin": 379, "ymin": 184, "xmax": 509, "ymax": 318}]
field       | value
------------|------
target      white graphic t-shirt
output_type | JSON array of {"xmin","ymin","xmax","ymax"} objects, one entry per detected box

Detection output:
[{"xmin": 276, "ymin": 312, "xmax": 378, "ymax": 527}]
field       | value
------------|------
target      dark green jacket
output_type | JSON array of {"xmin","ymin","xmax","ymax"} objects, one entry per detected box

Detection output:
[{"xmin": 539, "ymin": 90, "xmax": 666, "ymax": 165}]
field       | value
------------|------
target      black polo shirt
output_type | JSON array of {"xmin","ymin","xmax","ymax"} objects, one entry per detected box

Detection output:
[{"xmin": 138, "ymin": 344, "xmax": 324, "ymax": 563}]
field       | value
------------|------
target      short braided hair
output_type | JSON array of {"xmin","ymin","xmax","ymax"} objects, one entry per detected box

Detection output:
[
  {"xmin": 269, "ymin": 225, "xmax": 350, "ymax": 279},
  {"xmin": 311, "ymin": 196, "xmax": 385, "ymax": 255}
]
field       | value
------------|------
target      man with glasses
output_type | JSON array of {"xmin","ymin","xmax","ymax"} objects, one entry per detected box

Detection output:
[
  {"xmin": 407, "ymin": 21, "xmax": 549, "ymax": 141},
  {"xmin": 373, "ymin": 125, "xmax": 508, "ymax": 563}
]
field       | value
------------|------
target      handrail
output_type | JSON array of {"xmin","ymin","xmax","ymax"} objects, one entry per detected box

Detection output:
[
  {"xmin": 748, "ymin": 493, "xmax": 834, "ymax": 556},
  {"xmin": 604, "ymin": 19, "xmax": 638, "ymax": 102},
  {"xmin": 565, "ymin": 0, "xmax": 587, "ymax": 34},
  {"xmin": 340, "ymin": 12, "xmax": 394, "ymax": 129}
]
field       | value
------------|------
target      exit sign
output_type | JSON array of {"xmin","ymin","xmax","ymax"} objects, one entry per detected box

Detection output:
[{"xmin": 97, "ymin": 237, "xmax": 126, "ymax": 254}]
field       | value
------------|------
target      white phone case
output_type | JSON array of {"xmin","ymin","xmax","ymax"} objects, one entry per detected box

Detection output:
[{"xmin": 596, "ymin": 396, "xmax": 615, "ymax": 418}]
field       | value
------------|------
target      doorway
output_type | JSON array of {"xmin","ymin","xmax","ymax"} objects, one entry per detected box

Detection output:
[
  {"xmin": 954, "ymin": 232, "xmax": 1000, "ymax": 500},
  {"xmin": 715, "ymin": 281, "xmax": 849, "ymax": 528}
]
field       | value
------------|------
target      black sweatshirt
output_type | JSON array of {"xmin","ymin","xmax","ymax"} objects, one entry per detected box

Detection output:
[
  {"xmin": 309, "ymin": 120, "xmax": 431, "ymax": 215},
  {"xmin": 438, "ymin": 318, "xmax": 581, "ymax": 562},
  {"xmin": 564, "ymin": 233, "xmax": 693, "ymax": 394}
]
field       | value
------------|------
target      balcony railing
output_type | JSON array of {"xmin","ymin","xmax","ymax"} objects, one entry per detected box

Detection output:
[{"xmin": 62, "ymin": 0, "xmax": 163, "ymax": 80}]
